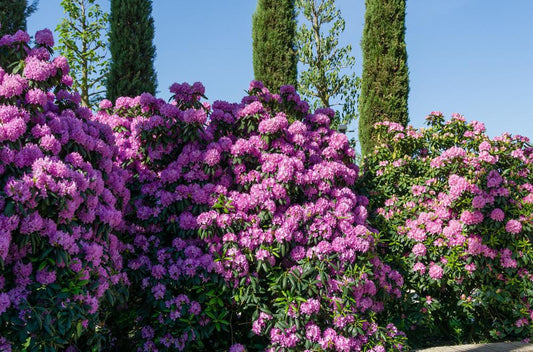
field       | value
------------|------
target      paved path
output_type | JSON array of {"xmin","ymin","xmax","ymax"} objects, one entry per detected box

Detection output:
[{"xmin": 416, "ymin": 342, "xmax": 533, "ymax": 352}]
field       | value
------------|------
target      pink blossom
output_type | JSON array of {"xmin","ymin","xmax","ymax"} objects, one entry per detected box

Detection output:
[
  {"xmin": 505, "ymin": 219, "xmax": 522, "ymax": 234},
  {"xmin": 24, "ymin": 56, "xmax": 56, "ymax": 81},
  {"xmin": 300, "ymin": 298, "xmax": 320, "ymax": 315},
  {"xmin": 412, "ymin": 243, "xmax": 427, "ymax": 257},
  {"xmin": 490, "ymin": 208, "xmax": 505, "ymax": 222},
  {"xmin": 0, "ymin": 73, "xmax": 27, "ymax": 98},
  {"xmin": 428, "ymin": 263, "xmax": 443, "ymax": 280}
]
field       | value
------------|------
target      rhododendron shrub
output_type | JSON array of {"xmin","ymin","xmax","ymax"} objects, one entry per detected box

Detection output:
[
  {"xmin": 93, "ymin": 84, "xmax": 233, "ymax": 351},
  {"xmin": 95, "ymin": 81, "xmax": 407, "ymax": 351},
  {"xmin": 361, "ymin": 113, "xmax": 533, "ymax": 346},
  {"xmin": 196, "ymin": 82, "xmax": 406, "ymax": 351},
  {"xmin": 0, "ymin": 30, "xmax": 129, "ymax": 350}
]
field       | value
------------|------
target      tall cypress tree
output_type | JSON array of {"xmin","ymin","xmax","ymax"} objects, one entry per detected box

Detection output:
[
  {"xmin": 252, "ymin": 0, "xmax": 297, "ymax": 93},
  {"xmin": 0, "ymin": 0, "xmax": 38, "ymax": 37},
  {"xmin": 359, "ymin": 0, "xmax": 409, "ymax": 156},
  {"xmin": 107, "ymin": 0, "xmax": 157, "ymax": 102}
]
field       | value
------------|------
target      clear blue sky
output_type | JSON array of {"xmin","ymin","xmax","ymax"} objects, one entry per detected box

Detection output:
[{"xmin": 27, "ymin": 0, "xmax": 533, "ymax": 140}]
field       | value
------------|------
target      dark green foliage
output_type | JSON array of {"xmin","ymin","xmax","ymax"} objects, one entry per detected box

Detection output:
[
  {"xmin": 252, "ymin": 0, "xmax": 298, "ymax": 92},
  {"xmin": 107, "ymin": 0, "xmax": 157, "ymax": 102},
  {"xmin": 359, "ymin": 0, "xmax": 409, "ymax": 155},
  {"xmin": 0, "ymin": 0, "xmax": 38, "ymax": 37}
]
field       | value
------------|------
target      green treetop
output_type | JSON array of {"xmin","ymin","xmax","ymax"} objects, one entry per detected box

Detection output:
[
  {"xmin": 359, "ymin": 0, "xmax": 409, "ymax": 156},
  {"xmin": 296, "ymin": 0, "xmax": 359, "ymax": 129},
  {"xmin": 252, "ymin": 0, "xmax": 298, "ymax": 93},
  {"xmin": 106, "ymin": 0, "xmax": 157, "ymax": 102},
  {"xmin": 0, "ymin": 0, "xmax": 38, "ymax": 37},
  {"xmin": 56, "ymin": 0, "xmax": 109, "ymax": 108}
]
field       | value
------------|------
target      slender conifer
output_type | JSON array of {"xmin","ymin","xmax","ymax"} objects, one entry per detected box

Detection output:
[
  {"xmin": 0, "ymin": 0, "xmax": 38, "ymax": 37},
  {"xmin": 252, "ymin": 0, "xmax": 298, "ymax": 92},
  {"xmin": 107, "ymin": 0, "xmax": 157, "ymax": 101},
  {"xmin": 359, "ymin": 0, "xmax": 409, "ymax": 155}
]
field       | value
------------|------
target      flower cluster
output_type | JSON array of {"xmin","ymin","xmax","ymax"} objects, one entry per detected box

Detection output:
[
  {"xmin": 0, "ymin": 30, "xmax": 129, "ymax": 350},
  {"xmin": 362, "ymin": 113, "xmax": 533, "ymax": 346}
]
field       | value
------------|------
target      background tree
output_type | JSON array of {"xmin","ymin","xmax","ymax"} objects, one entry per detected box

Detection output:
[
  {"xmin": 0, "ymin": 0, "xmax": 39, "ymax": 37},
  {"xmin": 106, "ymin": 0, "xmax": 157, "ymax": 101},
  {"xmin": 252, "ymin": 0, "xmax": 298, "ymax": 92},
  {"xmin": 56, "ymin": 0, "xmax": 108, "ymax": 108},
  {"xmin": 296, "ymin": 0, "xmax": 359, "ymax": 129},
  {"xmin": 359, "ymin": 0, "xmax": 409, "ymax": 156}
]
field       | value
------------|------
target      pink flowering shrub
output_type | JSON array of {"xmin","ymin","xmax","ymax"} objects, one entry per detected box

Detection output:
[
  {"xmin": 195, "ymin": 82, "xmax": 406, "ymax": 351},
  {"xmin": 0, "ymin": 31, "xmax": 129, "ymax": 350},
  {"xmin": 361, "ymin": 113, "xmax": 533, "ymax": 346}
]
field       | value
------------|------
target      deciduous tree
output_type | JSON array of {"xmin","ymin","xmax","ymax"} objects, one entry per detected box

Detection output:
[
  {"xmin": 56, "ymin": 0, "xmax": 108, "ymax": 108},
  {"xmin": 296, "ymin": 0, "xmax": 359, "ymax": 128}
]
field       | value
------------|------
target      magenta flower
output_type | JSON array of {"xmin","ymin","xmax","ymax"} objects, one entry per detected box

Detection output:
[
  {"xmin": 36, "ymin": 269, "xmax": 57, "ymax": 285},
  {"xmin": 428, "ymin": 263, "xmax": 443, "ymax": 280},
  {"xmin": 0, "ymin": 73, "xmax": 28, "ymax": 98},
  {"xmin": 23, "ymin": 56, "xmax": 56, "ymax": 81},
  {"xmin": 34, "ymin": 28, "xmax": 54, "ymax": 46},
  {"xmin": 490, "ymin": 208, "xmax": 505, "ymax": 222},
  {"xmin": 505, "ymin": 219, "xmax": 522, "ymax": 234},
  {"xmin": 229, "ymin": 343, "xmax": 245, "ymax": 352},
  {"xmin": 411, "ymin": 243, "xmax": 427, "ymax": 257}
]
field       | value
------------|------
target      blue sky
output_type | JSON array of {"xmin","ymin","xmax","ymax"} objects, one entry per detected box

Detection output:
[{"xmin": 27, "ymin": 0, "xmax": 533, "ymax": 140}]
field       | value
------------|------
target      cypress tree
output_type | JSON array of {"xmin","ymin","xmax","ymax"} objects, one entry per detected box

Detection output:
[
  {"xmin": 252, "ymin": 0, "xmax": 297, "ymax": 93},
  {"xmin": 107, "ymin": 0, "xmax": 157, "ymax": 102},
  {"xmin": 359, "ymin": 0, "xmax": 409, "ymax": 156},
  {"xmin": 0, "ymin": 0, "xmax": 38, "ymax": 37}
]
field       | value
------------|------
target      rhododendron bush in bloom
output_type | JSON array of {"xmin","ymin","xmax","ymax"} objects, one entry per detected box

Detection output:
[
  {"xmin": 92, "ymin": 84, "xmax": 233, "ymax": 351},
  {"xmin": 194, "ymin": 82, "xmax": 406, "ymax": 351},
  {"xmin": 95, "ymin": 80, "xmax": 406, "ymax": 351},
  {"xmin": 0, "ymin": 30, "xmax": 129, "ymax": 350},
  {"xmin": 361, "ymin": 113, "xmax": 533, "ymax": 346},
  {"xmin": 0, "ymin": 27, "xmax": 407, "ymax": 351}
]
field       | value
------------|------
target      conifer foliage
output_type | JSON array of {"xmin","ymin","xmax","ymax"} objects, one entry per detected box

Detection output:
[
  {"xmin": 252, "ymin": 0, "xmax": 298, "ymax": 93},
  {"xmin": 0, "ymin": 0, "xmax": 38, "ymax": 37},
  {"xmin": 359, "ymin": 0, "xmax": 409, "ymax": 155},
  {"xmin": 106, "ymin": 0, "xmax": 157, "ymax": 102}
]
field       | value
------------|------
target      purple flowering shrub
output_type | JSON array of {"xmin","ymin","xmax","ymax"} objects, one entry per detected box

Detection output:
[
  {"xmin": 196, "ymin": 82, "xmax": 407, "ymax": 351},
  {"xmin": 361, "ymin": 113, "xmax": 533, "ymax": 346},
  {"xmin": 0, "ymin": 30, "xmax": 130, "ymax": 350},
  {"xmin": 93, "ymin": 84, "xmax": 234, "ymax": 351}
]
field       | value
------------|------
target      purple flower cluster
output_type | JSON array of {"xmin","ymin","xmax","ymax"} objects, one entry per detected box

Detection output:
[{"xmin": 191, "ymin": 83, "xmax": 405, "ymax": 350}]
